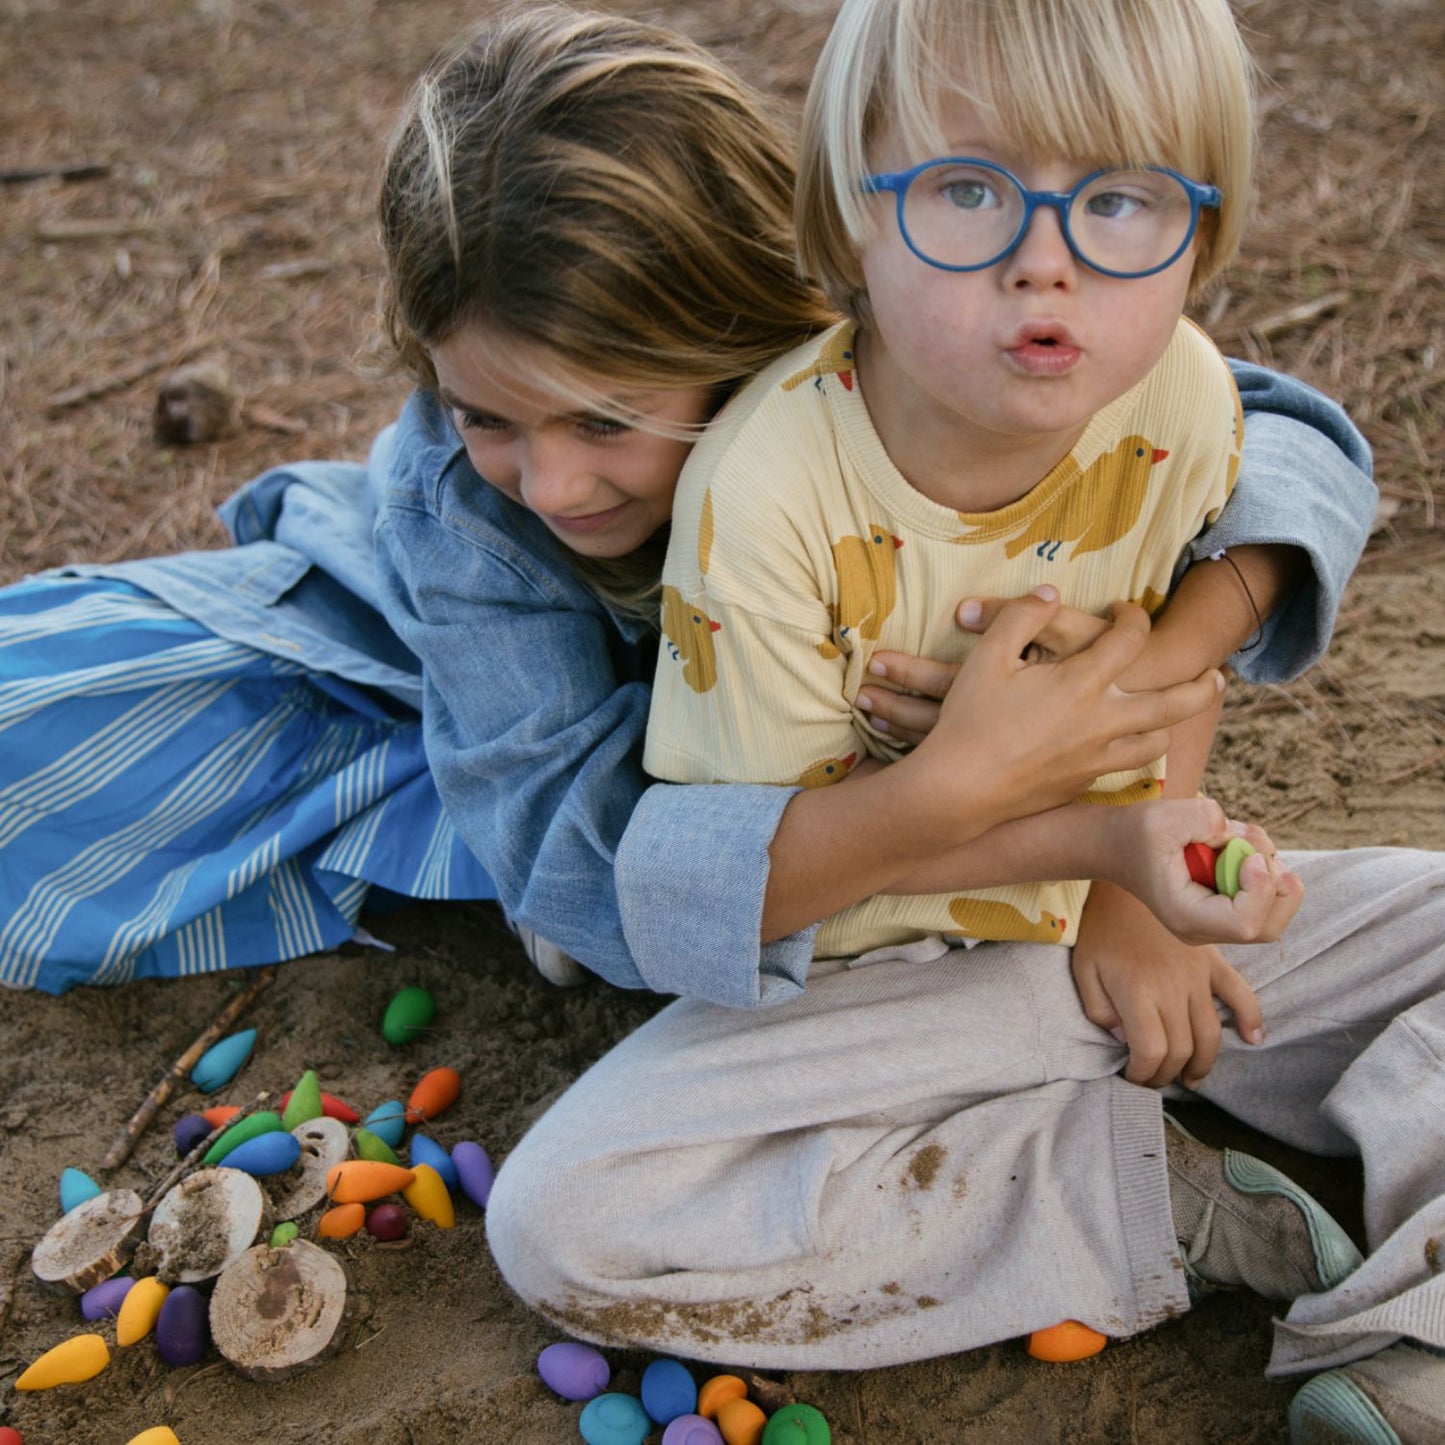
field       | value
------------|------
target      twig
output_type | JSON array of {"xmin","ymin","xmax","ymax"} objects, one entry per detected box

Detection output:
[
  {"xmin": 37, "ymin": 217, "xmax": 159, "ymax": 241},
  {"xmin": 100, "ymin": 966, "xmax": 276, "ymax": 1172},
  {"xmin": 1244, "ymin": 290, "xmax": 1351, "ymax": 342},
  {"xmin": 1, "ymin": 162, "xmax": 111, "ymax": 185},
  {"xmin": 44, "ymin": 334, "xmax": 216, "ymax": 414},
  {"xmin": 140, "ymin": 1090, "xmax": 273, "ymax": 1212},
  {"xmin": 0, "ymin": 1248, "xmax": 23, "ymax": 1347},
  {"xmin": 1374, "ymin": 744, "xmax": 1445, "ymax": 787}
]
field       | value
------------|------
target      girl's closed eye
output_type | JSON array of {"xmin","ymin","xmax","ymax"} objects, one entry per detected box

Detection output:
[{"xmin": 456, "ymin": 410, "xmax": 510, "ymax": 434}]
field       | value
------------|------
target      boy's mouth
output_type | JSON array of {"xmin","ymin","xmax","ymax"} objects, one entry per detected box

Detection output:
[{"xmin": 1005, "ymin": 323, "xmax": 1082, "ymax": 374}]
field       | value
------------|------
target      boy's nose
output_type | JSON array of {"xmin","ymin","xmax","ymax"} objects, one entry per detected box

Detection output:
[{"xmin": 1001, "ymin": 205, "xmax": 1078, "ymax": 289}]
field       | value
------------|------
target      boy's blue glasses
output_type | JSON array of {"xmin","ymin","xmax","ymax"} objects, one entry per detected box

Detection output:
[{"xmin": 861, "ymin": 158, "xmax": 1222, "ymax": 279}]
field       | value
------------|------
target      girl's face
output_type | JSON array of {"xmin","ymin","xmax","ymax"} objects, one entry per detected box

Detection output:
[{"xmin": 429, "ymin": 326, "xmax": 713, "ymax": 559}]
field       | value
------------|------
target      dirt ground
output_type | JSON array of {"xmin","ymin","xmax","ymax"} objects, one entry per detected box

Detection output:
[{"xmin": 1, "ymin": 0, "xmax": 1441, "ymax": 1442}]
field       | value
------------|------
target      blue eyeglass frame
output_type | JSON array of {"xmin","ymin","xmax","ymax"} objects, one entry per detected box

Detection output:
[{"xmin": 860, "ymin": 157, "xmax": 1222, "ymax": 279}]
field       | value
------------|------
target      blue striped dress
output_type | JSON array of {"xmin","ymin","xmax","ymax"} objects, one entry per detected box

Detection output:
[{"xmin": 0, "ymin": 444, "xmax": 495, "ymax": 993}]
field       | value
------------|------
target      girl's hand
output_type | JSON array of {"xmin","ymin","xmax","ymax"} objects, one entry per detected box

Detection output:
[
  {"xmin": 957, "ymin": 593, "xmax": 1112, "ymax": 663},
  {"xmin": 907, "ymin": 589, "xmax": 1225, "ymax": 828},
  {"xmin": 861, "ymin": 594, "xmax": 1128, "ymax": 746},
  {"xmin": 1101, "ymin": 799, "xmax": 1305, "ymax": 945},
  {"xmin": 1072, "ymin": 881, "xmax": 1264, "ymax": 1089}
]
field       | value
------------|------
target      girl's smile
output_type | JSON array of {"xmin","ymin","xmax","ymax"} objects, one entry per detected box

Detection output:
[{"xmin": 429, "ymin": 326, "xmax": 713, "ymax": 559}]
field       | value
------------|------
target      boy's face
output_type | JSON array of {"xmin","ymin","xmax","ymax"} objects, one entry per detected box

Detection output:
[{"xmin": 858, "ymin": 96, "xmax": 1196, "ymax": 476}]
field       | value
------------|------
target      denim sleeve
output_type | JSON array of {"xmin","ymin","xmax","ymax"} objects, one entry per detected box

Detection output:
[
  {"xmin": 615, "ymin": 783, "xmax": 817, "ymax": 1008},
  {"xmin": 1193, "ymin": 362, "xmax": 1376, "ymax": 683},
  {"xmin": 374, "ymin": 469, "xmax": 815, "ymax": 1006},
  {"xmin": 374, "ymin": 491, "xmax": 652, "ymax": 992}
]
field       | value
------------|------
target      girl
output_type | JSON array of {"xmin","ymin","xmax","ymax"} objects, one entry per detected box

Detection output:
[{"xmin": 441, "ymin": 9, "xmax": 1445, "ymax": 1443}]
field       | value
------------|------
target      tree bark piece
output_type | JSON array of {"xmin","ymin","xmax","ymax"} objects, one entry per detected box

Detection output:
[
  {"xmin": 30, "ymin": 1189, "xmax": 145, "ymax": 1294},
  {"xmin": 209, "ymin": 1239, "xmax": 350, "ymax": 1381},
  {"xmin": 268, "ymin": 1117, "xmax": 350, "ymax": 1222},
  {"xmin": 146, "ymin": 1168, "xmax": 268, "ymax": 1284}
]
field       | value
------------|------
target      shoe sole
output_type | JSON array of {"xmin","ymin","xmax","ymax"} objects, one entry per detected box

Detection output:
[
  {"xmin": 1289, "ymin": 1371, "xmax": 1403, "ymax": 1445},
  {"xmin": 1223, "ymin": 1150, "xmax": 1364, "ymax": 1289},
  {"xmin": 1165, "ymin": 1114, "xmax": 1364, "ymax": 1291}
]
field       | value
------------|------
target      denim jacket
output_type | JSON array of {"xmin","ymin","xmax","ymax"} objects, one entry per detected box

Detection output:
[{"xmin": 60, "ymin": 365, "xmax": 1375, "ymax": 1007}]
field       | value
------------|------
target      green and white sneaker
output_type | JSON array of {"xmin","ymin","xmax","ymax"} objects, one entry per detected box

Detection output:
[
  {"xmin": 1165, "ymin": 1114, "xmax": 1363, "ymax": 1302},
  {"xmin": 1290, "ymin": 1343, "xmax": 1445, "ymax": 1444}
]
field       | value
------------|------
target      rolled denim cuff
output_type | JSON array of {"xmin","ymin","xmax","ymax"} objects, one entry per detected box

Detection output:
[{"xmin": 617, "ymin": 782, "xmax": 817, "ymax": 1008}]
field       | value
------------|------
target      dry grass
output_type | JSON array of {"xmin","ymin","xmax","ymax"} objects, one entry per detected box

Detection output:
[{"xmin": 2, "ymin": 0, "xmax": 1439, "ymax": 581}]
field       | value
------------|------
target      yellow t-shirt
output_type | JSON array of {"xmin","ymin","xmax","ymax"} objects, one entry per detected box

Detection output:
[{"xmin": 645, "ymin": 316, "xmax": 1243, "ymax": 957}]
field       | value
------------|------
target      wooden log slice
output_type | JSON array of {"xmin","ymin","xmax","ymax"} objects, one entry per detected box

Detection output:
[
  {"xmin": 30, "ymin": 1188, "xmax": 145, "ymax": 1293},
  {"xmin": 209, "ymin": 1239, "xmax": 350, "ymax": 1381},
  {"xmin": 268, "ymin": 1116, "xmax": 350, "ymax": 1221},
  {"xmin": 147, "ymin": 1168, "xmax": 269, "ymax": 1283}
]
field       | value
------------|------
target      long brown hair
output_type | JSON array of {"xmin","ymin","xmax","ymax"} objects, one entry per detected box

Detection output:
[{"xmin": 376, "ymin": 5, "xmax": 837, "ymax": 618}]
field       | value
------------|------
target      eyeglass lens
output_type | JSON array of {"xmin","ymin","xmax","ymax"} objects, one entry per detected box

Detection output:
[{"xmin": 901, "ymin": 164, "xmax": 1197, "ymax": 274}]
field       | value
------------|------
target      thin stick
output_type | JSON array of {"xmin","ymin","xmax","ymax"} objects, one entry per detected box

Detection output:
[
  {"xmin": 141, "ymin": 1090, "xmax": 273, "ymax": 1212},
  {"xmin": 1, "ymin": 162, "xmax": 111, "ymax": 185},
  {"xmin": 44, "ymin": 334, "xmax": 215, "ymax": 413},
  {"xmin": 1244, "ymin": 290, "xmax": 1351, "ymax": 342},
  {"xmin": 100, "ymin": 966, "xmax": 276, "ymax": 1172}
]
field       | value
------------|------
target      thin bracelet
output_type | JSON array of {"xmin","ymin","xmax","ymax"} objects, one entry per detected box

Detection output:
[{"xmin": 1209, "ymin": 549, "xmax": 1265, "ymax": 651}]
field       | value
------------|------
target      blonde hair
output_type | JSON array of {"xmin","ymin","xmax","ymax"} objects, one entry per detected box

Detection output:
[{"xmin": 797, "ymin": 0, "xmax": 1255, "ymax": 320}]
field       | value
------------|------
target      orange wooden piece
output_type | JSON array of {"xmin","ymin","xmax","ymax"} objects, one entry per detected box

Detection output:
[
  {"xmin": 1026, "ymin": 1319, "xmax": 1107, "ymax": 1361},
  {"xmin": 201, "ymin": 1105, "xmax": 241, "ymax": 1129},
  {"xmin": 405, "ymin": 1066, "xmax": 461, "ymax": 1122},
  {"xmin": 697, "ymin": 1374, "xmax": 749, "ymax": 1419},
  {"xmin": 325, "ymin": 1160, "xmax": 416, "ymax": 1203},
  {"xmin": 716, "ymin": 1397, "xmax": 767, "ymax": 1445},
  {"xmin": 317, "ymin": 1202, "xmax": 365, "ymax": 1239}
]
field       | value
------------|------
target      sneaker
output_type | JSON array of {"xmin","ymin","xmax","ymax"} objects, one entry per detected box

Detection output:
[
  {"xmin": 512, "ymin": 921, "xmax": 589, "ymax": 987},
  {"xmin": 1165, "ymin": 1114, "xmax": 1363, "ymax": 1302},
  {"xmin": 1289, "ymin": 1343, "xmax": 1445, "ymax": 1444}
]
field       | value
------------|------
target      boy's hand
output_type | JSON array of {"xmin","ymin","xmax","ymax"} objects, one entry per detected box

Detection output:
[
  {"xmin": 1072, "ymin": 881, "xmax": 1263, "ymax": 1089},
  {"xmin": 955, "ymin": 593, "xmax": 1111, "ymax": 663},
  {"xmin": 1103, "ymin": 798, "xmax": 1304, "ymax": 945}
]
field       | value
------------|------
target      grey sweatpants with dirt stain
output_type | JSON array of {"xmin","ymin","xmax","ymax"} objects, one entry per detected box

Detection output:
[{"xmin": 484, "ymin": 848, "xmax": 1445, "ymax": 1377}]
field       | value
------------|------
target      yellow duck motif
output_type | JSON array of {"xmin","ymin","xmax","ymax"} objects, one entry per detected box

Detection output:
[
  {"xmin": 947, "ymin": 897, "xmax": 1068, "ymax": 943},
  {"xmin": 819, "ymin": 523, "xmax": 904, "ymax": 659},
  {"xmin": 1076, "ymin": 777, "xmax": 1164, "ymax": 806},
  {"xmin": 795, "ymin": 752, "xmax": 859, "ymax": 789},
  {"xmin": 782, "ymin": 329, "xmax": 857, "ymax": 393},
  {"xmin": 661, "ymin": 585, "xmax": 722, "ymax": 694},
  {"xmin": 952, "ymin": 435, "xmax": 1169, "ymax": 561}
]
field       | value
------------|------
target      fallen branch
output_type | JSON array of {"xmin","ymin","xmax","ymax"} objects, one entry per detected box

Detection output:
[
  {"xmin": 1244, "ymin": 290, "xmax": 1351, "ymax": 342},
  {"xmin": 45, "ymin": 334, "xmax": 215, "ymax": 413},
  {"xmin": 100, "ymin": 966, "xmax": 276, "ymax": 1172},
  {"xmin": 1, "ymin": 162, "xmax": 111, "ymax": 185}
]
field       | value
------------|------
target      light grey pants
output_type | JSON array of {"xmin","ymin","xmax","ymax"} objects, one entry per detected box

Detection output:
[{"xmin": 485, "ymin": 849, "xmax": 1445, "ymax": 1375}]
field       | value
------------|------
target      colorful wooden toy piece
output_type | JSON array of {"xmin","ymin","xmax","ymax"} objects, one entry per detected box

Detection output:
[
  {"xmin": 697, "ymin": 1375, "xmax": 749, "ymax": 1419},
  {"xmin": 15, "ymin": 1333, "xmax": 110, "ymax": 1389},
  {"xmin": 403, "ymin": 1162, "xmax": 455, "ymax": 1228},
  {"xmin": 1215, "ymin": 837, "xmax": 1258, "ymax": 897},
  {"xmin": 405, "ymin": 1066, "xmax": 461, "ymax": 1122},
  {"xmin": 1026, "ymin": 1319, "xmax": 1108, "ymax": 1361},
  {"xmin": 116, "ymin": 1276, "xmax": 170, "ymax": 1346},
  {"xmin": 1182, "ymin": 841, "xmax": 1219, "ymax": 889},
  {"xmin": 190, "ymin": 1028, "xmax": 257, "ymax": 1094},
  {"xmin": 325, "ymin": 1160, "xmax": 415, "ymax": 1204}
]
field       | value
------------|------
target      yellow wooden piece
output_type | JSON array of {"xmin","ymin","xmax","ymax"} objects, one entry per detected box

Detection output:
[
  {"xmin": 697, "ymin": 1375, "xmax": 749, "ymax": 1419},
  {"xmin": 317, "ymin": 1202, "xmax": 365, "ymax": 1239},
  {"xmin": 15, "ymin": 1332, "xmax": 110, "ymax": 1389},
  {"xmin": 402, "ymin": 1162, "xmax": 455, "ymax": 1228},
  {"xmin": 325, "ymin": 1159, "xmax": 415, "ymax": 1203},
  {"xmin": 116, "ymin": 1276, "xmax": 170, "ymax": 1346},
  {"xmin": 717, "ymin": 1396, "xmax": 768, "ymax": 1445},
  {"xmin": 125, "ymin": 1429, "xmax": 183, "ymax": 1445},
  {"xmin": 1026, "ymin": 1319, "xmax": 1107, "ymax": 1362}
]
